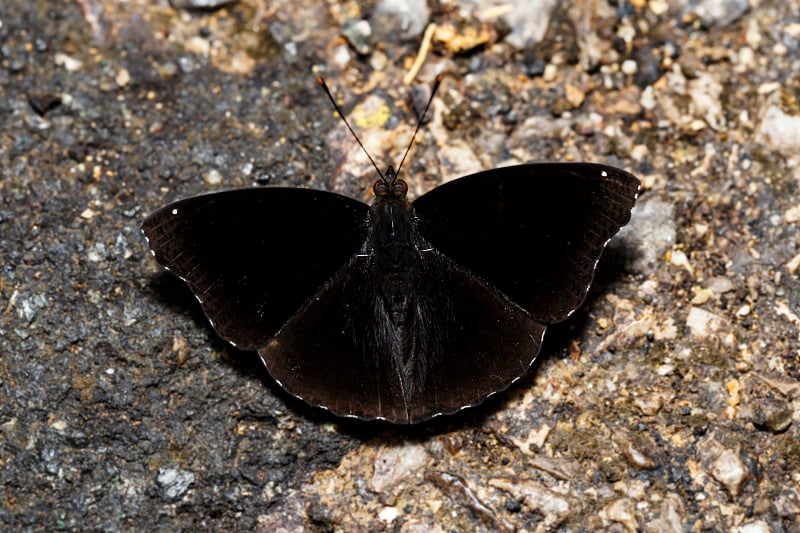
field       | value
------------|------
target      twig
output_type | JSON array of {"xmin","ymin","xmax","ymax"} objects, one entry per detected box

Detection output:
[{"xmin": 404, "ymin": 23, "xmax": 437, "ymax": 85}]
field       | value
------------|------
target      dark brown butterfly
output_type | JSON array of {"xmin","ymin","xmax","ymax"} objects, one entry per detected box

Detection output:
[{"xmin": 142, "ymin": 79, "xmax": 640, "ymax": 424}]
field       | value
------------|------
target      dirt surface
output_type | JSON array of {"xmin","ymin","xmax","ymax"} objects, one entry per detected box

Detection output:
[{"xmin": 2, "ymin": 0, "xmax": 800, "ymax": 531}]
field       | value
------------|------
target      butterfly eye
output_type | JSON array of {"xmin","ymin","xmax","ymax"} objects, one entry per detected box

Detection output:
[
  {"xmin": 392, "ymin": 179, "xmax": 408, "ymax": 197},
  {"xmin": 373, "ymin": 180, "xmax": 388, "ymax": 196}
]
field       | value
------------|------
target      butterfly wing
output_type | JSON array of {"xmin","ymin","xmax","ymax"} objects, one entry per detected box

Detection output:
[
  {"xmin": 142, "ymin": 188, "xmax": 370, "ymax": 349},
  {"xmin": 143, "ymin": 163, "xmax": 638, "ymax": 423},
  {"xmin": 258, "ymin": 248, "xmax": 546, "ymax": 423},
  {"xmin": 412, "ymin": 163, "xmax": 640, "ymax": 324}
]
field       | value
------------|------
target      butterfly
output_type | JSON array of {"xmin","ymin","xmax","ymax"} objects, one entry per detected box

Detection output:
[{"xmin": 142, "ymin": 78, "xmax": 640, "ymax": 424}]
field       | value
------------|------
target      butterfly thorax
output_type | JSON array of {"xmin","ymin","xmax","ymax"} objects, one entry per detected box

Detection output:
[{"xmin": 368, "ymin": 191, "xmax": 421, "ymax": 323}]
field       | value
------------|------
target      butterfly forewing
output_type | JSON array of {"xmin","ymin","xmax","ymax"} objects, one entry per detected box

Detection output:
[
  {"xmin": 142, "ymin": 188, "xmax": 369, "ymax": 349},
  {"xmin": 412, "ymin": 163, "xmax": 640, "ymax": 324}
]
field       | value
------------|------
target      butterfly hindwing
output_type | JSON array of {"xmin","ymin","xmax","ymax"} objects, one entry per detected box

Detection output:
[
  {"xmin": 142, "ymin": 188, "xmax": 369, "ymax": 349},
  {"xmin": 258, "ymin": 247, "xmax": 546, "ymax": 423},
  {"xmin": 407, "ymin": 257, "xmax": 547, "ymax": 422},
  {"xmin": 412, "ymin": 163, "xmax": 640, "ymax": 324}
]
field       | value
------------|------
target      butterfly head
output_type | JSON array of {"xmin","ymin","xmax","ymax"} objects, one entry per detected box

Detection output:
[{"xmin": 373, "ymin": 165, "xmax": 408, "ymax": 199}]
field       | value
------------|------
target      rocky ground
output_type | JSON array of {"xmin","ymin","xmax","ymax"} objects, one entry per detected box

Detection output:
[{"xmin": 1, "ymin": 0, "xmax": 799, "ymax": 531}]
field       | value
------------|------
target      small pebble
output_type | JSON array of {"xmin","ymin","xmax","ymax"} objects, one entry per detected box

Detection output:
[
  {"xmin": 604, "ymin": 498, "xmax": 637, "ymax": 532},
  {"xmin": 331, "ymin": 43, "xmax": 351, "ymax": 69},
  {"xmin": 784, "ymin": 205, "xmax": 800, "ymax": 223},
  {"xmin": 370, "ymin": 442, "xmax": 429, "ymax": 494},
  {"xmin": 341, "ymin": 19, "xmax": 372, "ymax": 55},
  {"xmin": 624, "ymin": 441, "xmax": 658, "ymax": 470},
  {"xmin": 54, "ymin": 52, "xmax": 83, "ymax": 71},
  {"xmin": 689, "ymin": 0, "xmax": 749, "ymax": 28},
  {"xmin": 686, "ymin": 307, "xmax": 729, "ymax": 339},
  {"xmin": 751, "ymin": 399, "xmax": 793, "ymax": 433},
  {"xmin": 691, "ymin": 288, "xmax": 712, "ymax": 305},
  {"xmin": 378, "ymin": 506, "xmax": 399, "ymax": 523},
  {"xmin": 170, "ymin": 0, "xmax": 236, "ymax": 8},
  {"xmin": 734, "ymin": 520, "xmax": 772, "ymax": 533},
  {"xmin": 645, "ymin": 494, "xmax": 685, "ymax": 532},
  {"xmin": 371, "ymin": 0, "xmax": 429, "ymax": 41},
  {"xmin": 648, "ymin": 0, "xmax": 669, "ymax": 16},
  {"xmin": 157, "ymin": 467, "xmax": 195, "ymax": 501},
  {"xmin": 707, "ymin": 277, "xmax": 734, "ymax": 294},
  {"xmin": 564, "ymin": 84, "xmax": 585, "ymax": 108},
  {"xmin": 621, "ymin": 59, "xmax": 638, "ymax": 75},
  {"xmin": 489, "ymin": 477, "xmax": 571, "ymax": 528},
  {"xmin": 615, "ymin": 197, "xmax": 676, "ymax": 275},
  {"xmin": 639, "ymin": 86, "xmax": 656, "ymax": 110},
  {"xmin": 668, "ymin": 249, "xmax": 693, "ymax": 274},
  {"xmin": 115, "ymin": 67, "xmax": 130, "ymax": 87},
  {"xmin": 633, "ymin": 393, "xmax": 664, "ymax": 416},
  {"xmin": 504, "ymin": 0, "xmax": 555, "ymax": 49},
  {"xmin": 709, "ymin": 449, "xmax": 747, "ymax": 497},
  {"xmin": 543, "ymin": 63, "xmax": 558, "ymax": 82},
  {"xmin": 204, "ymin": 168, "xmax": 223, "ymax": 186},
  {"xmin": 757, "ymin": 105, "xmax": 800, "ymax": 156}
]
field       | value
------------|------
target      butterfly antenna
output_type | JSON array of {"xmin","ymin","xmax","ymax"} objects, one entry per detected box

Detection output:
[
  {"xmin": 317, "ymin": 76, "xmax": 384, "ymax": 180},
  {"xmin": 395, "ymin": 72, "xmax": 444, "ymax": 177}
]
